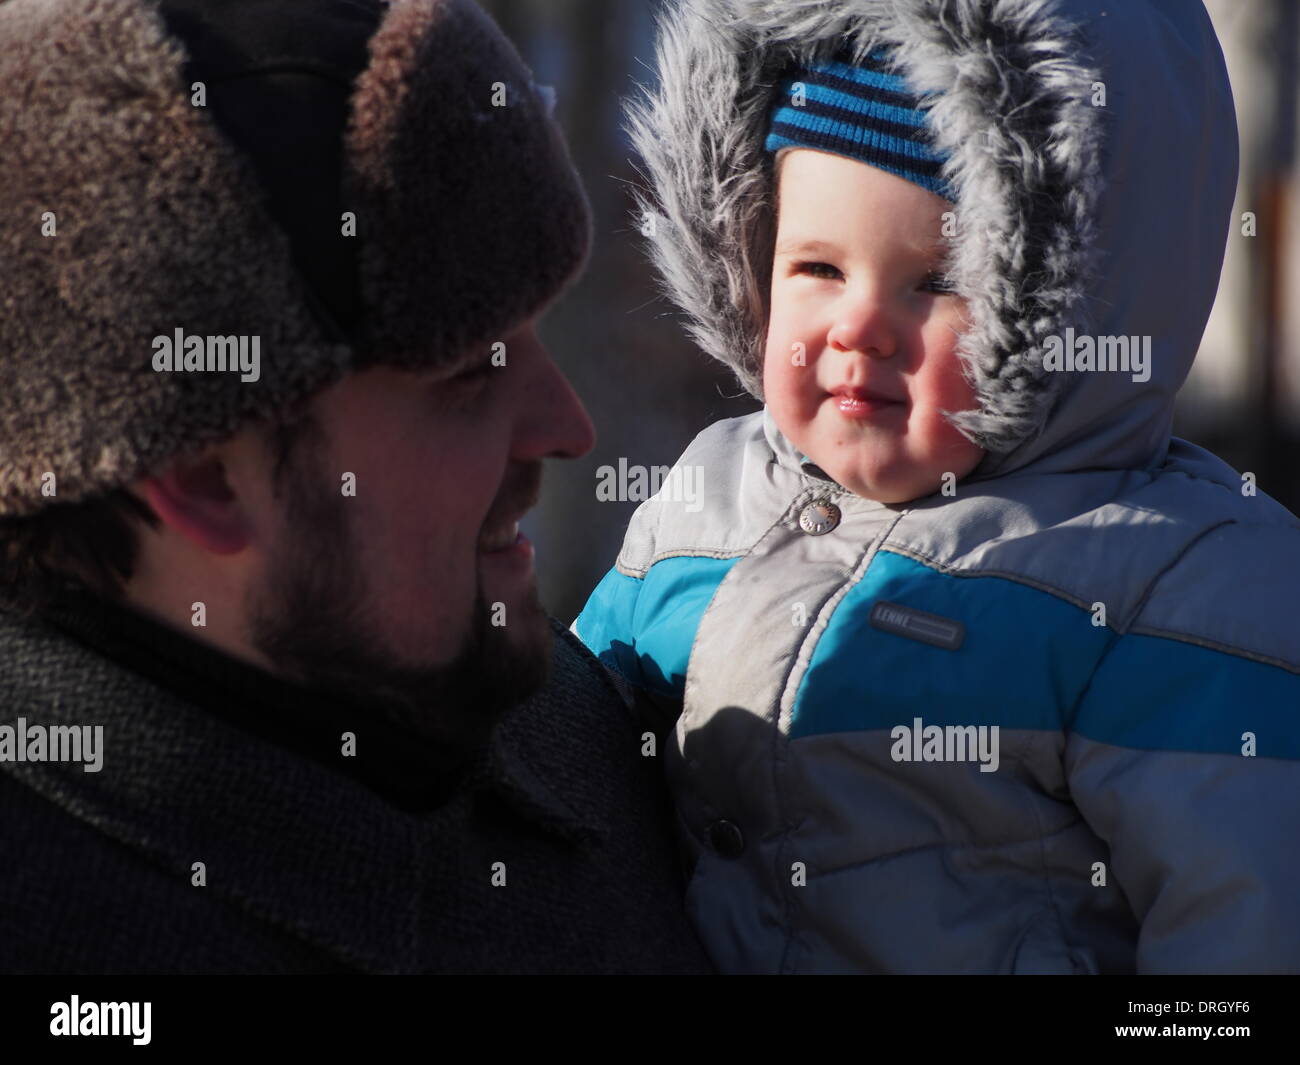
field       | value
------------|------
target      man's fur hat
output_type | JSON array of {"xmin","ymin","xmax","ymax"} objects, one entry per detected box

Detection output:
[{"xmin": 0, "ymin": 0, "xmax": 590, "ymax": 516}]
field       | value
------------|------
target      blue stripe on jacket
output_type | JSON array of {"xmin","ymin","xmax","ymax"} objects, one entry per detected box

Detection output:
[
  {"xmin": 792, "ymin": 549, "xmax": 1112, "ymax": 738},
  {"xmin": 577, "ymin": 548, "xmax": 1300, "ymax": 757},
  {"xmin": 1073, "ymin": 633, "xmax": 1300, "ymax": 758},
  {"xmin": 575, "ymin": 556, "xmax": 740, "ymax": 698},
  {"xmin": 793, "ymin": 550, "xmax": 1300, "ymax": 756}
]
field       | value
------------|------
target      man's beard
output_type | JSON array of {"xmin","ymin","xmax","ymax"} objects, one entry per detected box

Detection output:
[{"xmin": 243, "ymin": 446, "xmax": 552, "ymax": 774}]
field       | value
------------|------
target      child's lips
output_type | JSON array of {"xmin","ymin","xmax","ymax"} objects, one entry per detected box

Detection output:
[{"xmin": 830, "ymin": 386, "xmax": 905, "ymax": 419}]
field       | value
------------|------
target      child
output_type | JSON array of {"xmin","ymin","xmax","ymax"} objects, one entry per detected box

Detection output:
[{"xmin": 575, "ymin": 0, "xmax": 1300, "ymax": 973}]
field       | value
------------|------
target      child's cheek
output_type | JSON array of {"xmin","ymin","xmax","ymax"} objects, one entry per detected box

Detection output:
[
  {"xmin": 923, "ymin": 364, "xmax": 985, "ymax": 476},
  {"xmin": 763, "ymin": 333, "xmax": 810, "ymax": 425}
]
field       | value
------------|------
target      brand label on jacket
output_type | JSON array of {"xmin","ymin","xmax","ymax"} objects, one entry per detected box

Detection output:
[{"xmin": 869, "ymin": 600, "xmax": 965, "ymax": 650}]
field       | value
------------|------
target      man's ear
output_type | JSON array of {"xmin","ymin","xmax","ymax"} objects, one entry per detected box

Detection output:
[{"xmin": 135, "ymin": 448, "xmax": 257, "ymax": 556}]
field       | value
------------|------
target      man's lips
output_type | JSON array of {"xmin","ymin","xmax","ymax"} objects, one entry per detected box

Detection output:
[
  {"xmin": 479, "ymin": 464, "xmax": 541, "ymax": 555},
  {"xmin": 479, "ymin": 519, "xmax": 523, "ymax": 553}
]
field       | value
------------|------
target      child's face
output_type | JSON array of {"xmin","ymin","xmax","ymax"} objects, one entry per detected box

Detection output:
[{"xmin": 763, "ymin": 148, "xmax": 984, "ymax": 504}]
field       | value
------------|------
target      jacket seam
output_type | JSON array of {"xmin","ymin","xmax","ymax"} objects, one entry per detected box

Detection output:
[
  {"xmin": 808, "ymin": 816, "xmax": 1091, "ymax": 876},
  {"xmin": 1022, "ymin": 730, "xmax": 1085, "ymax": 968},
  {"xmin": 1124, "ymin": 625, "xmax": 1299, "ymax": 675},
  {"xmin": 776, "ymin": 505, "xmax": 908, "ymax": 974},
  {"xmin": 623, "ymin": 535, "xmax": 1294, "ymax": 668},
  {"xmin": 628, "ymin": 537, "xmax": 1299, "ymax": 671},
  {"xmin": 616, "ymin": 547, "xmax": 750, "ymax": 579},
  {"xmin": 882, "ymin": 533, "xmax": 1122, "ymax": 947},
  {"xmin": 881, "ymin": 535, "xmax": 1290, "ymax": 672},
  {"xmin": 879, "ymin": 543, "xmax": 1116, "ymax": 617},
  {"xmin": 1116, "ymin": 519, "xmax": 1239, "ymax": 632},
  {"xmin": 675, "ymin": 485, "xmax": 820, "ymax": 975}
]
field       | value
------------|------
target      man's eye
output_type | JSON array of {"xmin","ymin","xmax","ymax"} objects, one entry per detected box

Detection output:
[
  {"xmin": 448, "ymin": 361, "xmax": 494, "ymax": 384},
  {"xmin": 920, "ymin": 272, "xmax": 956, "ymax": 295},
  {"xmin": 433, "ymin": 361, "xmax": 495, "ymax": 404},
  {"xmin": 797, "ymin": 261, "xmax": 842, "ymax": 280}
]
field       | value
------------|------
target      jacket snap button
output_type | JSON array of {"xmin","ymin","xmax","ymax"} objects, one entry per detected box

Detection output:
[
  {"xmin": 708, "ymin": 819, "xmax": 745, "ymax": 858},
  {"xmin": 799, "ymin": 499, "xmax": 841, "ymax": 535}
]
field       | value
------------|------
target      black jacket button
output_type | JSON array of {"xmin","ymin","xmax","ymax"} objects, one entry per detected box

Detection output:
[{"xmin": 708, "ymin": 819, "xmax": 745, "ymax": 858}]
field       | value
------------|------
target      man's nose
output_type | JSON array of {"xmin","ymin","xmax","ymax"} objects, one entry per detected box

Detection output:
[
  {"xmin": 514, "ymin": 340, "xmax": 596, "ymax": 461},
  {"xmin": 827, "ymin": 288, "xmax": 896, "ymax": 359}
]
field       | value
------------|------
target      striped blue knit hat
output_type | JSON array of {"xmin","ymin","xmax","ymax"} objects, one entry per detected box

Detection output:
[{"xmin": 765, "ymin": 51, "xmax": 955, "ymax": 201}]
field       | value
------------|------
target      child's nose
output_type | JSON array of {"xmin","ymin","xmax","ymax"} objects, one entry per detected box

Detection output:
[{"xmin": 827, "ymin": 294, "xmax": 896, "ymax": 359}]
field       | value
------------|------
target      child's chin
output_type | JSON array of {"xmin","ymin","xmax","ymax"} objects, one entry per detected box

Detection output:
[{"xmin": 832, "ymin": 466, "xmax": 924, "ymax": 506}]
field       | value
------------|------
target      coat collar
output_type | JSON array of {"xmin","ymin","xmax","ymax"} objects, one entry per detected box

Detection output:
[{"xmin": 0, "ymin": 597, "xmax": 611, "ymax": 970}]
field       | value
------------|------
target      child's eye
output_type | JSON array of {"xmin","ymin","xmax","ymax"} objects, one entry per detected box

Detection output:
[
  {"xmin": 920, "ymin": 272, "xmax": 956, "ymax": 295},
  {"xmin": 796, "ymin": 261, "xmax": 843, "ymax": 280}
]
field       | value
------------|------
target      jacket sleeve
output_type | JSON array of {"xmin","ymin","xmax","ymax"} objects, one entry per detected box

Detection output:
[
  {"xmin": 573, "ymin": 415, "xmax": 760, "ymax": 730},
  {"xmin": 1065, "ymin": 630, "xmax": 1300, "ymax": 973},
  {"xmin": 573, "ymin": 565, "xmax": 647, "ymax": 690},
  {"xmin": 571, "ymin": 525, "xmax": 692, "ymax": 736}
]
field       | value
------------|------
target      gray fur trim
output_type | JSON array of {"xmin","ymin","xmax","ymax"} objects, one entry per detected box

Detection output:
[{"xmin": 625, "ymin": 0, "xmax": 1106, "ymax": 453}]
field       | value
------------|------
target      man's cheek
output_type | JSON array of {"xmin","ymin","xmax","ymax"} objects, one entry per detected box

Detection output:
[
  {"xmin": 388, "ymin": 523, "xmax": 472, "ymax": 616},
  {"xmin": 397, "ymin": 565, "xmax": 477, "ymax": 663}
]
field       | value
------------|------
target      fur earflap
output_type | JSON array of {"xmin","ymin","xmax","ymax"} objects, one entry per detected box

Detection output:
[{"xmin": 345, "ymin": 0, "xmax": 591, "ymax": 370}]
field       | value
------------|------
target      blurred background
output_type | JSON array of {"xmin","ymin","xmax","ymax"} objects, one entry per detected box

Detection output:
[{"xmin": 479, "ymin": 0, "xmax": 1300, "ymax": 624}]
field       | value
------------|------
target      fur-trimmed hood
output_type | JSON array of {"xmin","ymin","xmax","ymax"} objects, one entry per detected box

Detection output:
[{"xmin": 626, "ymin": 0, "xmax": 1237, "ymax": 481}]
